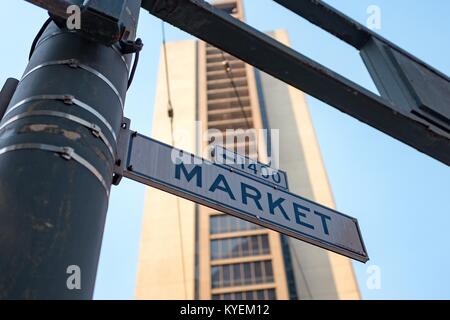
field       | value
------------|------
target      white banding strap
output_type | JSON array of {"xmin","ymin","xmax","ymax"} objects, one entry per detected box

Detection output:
[
  {"xmin": 20, "ymin": 59, "xmax": 124, "ymax": 109},
  {"xmin": 5, "ymin": 94, "xmax": 117, "ymax": 142},
  {"xmin": 0, "ymin": 110, "xmax": 115, "ymax": 158},
  {"xmin": 35, "ymin": 30, "xmax": 130, "ymax": 74},
  {"xmin": 0, "ymin": 143, "xmax": 110, "ymax": 196}
]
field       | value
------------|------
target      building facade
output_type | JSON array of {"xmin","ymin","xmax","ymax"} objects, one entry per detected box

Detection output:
[{"xmin": 136, "ymin": 0, "xmax": 360, "ymax": 300}]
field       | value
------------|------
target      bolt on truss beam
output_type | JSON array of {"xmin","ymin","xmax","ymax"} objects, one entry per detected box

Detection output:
[{"xmin": 142, "ymin": 0, "xmax": 450, "ymax": 166}]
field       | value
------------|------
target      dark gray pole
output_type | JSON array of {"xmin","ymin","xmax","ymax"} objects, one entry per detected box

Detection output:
[{"xmin": 0, "ymin": 3, "xmax": 140, "ymax": 299}]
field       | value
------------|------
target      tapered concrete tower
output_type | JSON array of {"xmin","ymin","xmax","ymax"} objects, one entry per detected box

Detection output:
[{"xmin": 136, "ymin": 0, "xmax": 360, "ymax": 300}]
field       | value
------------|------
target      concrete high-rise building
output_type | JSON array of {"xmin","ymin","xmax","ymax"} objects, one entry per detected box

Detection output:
[{"xmin": 136, "ymin": 0, "xmax": 360, "ymax": 300}]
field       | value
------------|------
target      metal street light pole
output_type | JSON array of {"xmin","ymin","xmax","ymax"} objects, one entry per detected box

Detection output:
[{"xmin": 0, "ymin": 0, "xmax": 141, "ymax": 299}]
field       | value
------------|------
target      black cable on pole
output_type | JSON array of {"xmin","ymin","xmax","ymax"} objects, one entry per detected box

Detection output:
[
  {"xmin": 127, "ymin": 51, "xmax": 139, "ymax": 88},
  {"xmin": 29, "ymin": 17, "xmax": 53, "ymax": 60},
  {"xmin": 127, "ymin": 38, "xmax": 143, "ymax": 89}
]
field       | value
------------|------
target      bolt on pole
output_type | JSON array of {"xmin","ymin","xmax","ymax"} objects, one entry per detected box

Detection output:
[{"xmin": 0, "ymin": 1, "xmax": 141, "ymax": 299}]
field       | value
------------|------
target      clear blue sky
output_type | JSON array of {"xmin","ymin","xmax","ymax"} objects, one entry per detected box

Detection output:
[{"xmin": 1, "ymin": 1, "xmax": 449, "ymax": 300}]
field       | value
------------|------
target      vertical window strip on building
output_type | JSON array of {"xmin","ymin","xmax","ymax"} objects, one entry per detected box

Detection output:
[
  {"xmin": 211, "ymin": 260, "xmax": 274, "ymax": 289},
  {"xmin": 212, "ymin": 289, "xmax": 276, "ymax": 300},
  {"xmin": 211, "ymin": 234, "xmax": 270, "ymax": 260},
  {"xmin": 210, "ymin": 214, "xmax": 263, "ymax": 234}
]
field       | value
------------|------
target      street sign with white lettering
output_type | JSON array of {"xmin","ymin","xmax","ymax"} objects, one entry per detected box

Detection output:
[
  {"xmin": 123, "ymin": 133, "xmax": 369, "ymax": 262},
  {"xmin": 213, "ymin": 145, "xmax": 289, "ymax": 191}
]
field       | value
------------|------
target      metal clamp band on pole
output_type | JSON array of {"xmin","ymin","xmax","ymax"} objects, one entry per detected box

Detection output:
[
  {"xmin": 0, "ymin": 110, "xmax": 115, "ymax": 158},
  {"xmin": 0, "ymin": 143, "xmax": 110, "ymax": 196},
  {"xmin": 20, "ymin": 59, "xmax": 125, "ymax": 109},
  {"xmin": 5, "ymin": 94, "xmax": 117, "ymax": 142}
]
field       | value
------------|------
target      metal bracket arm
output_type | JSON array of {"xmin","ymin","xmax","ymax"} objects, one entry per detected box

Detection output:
[{"xmin": 141, "ymin": 0, "xmax": 450, "ymax": 166}]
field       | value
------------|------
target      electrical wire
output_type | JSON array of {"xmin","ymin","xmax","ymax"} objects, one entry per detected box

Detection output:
[
  {"xmin": 219, "ymin": 50, "xmax": 253, "ymax": 130},
  {"xmin": 220, "ymin": 50, "xmax": 315, "ymax": 300},
  {"xmin": 290, "ymin": 242, "xmax": 314, "ymax": 300},
  {"xmin": 161, "ymin": 21, "xmax": 188, "ymax": 300},
  {"xmin": 162, "ymin": 23, "xmax": 174, "ymax": 119},
  {"xmin": 164, "ymin": 31, "xmax": 311, "ymax": 301},
  {"xmin": 219, "ymin": 50, "xmax": 260, "ymax": 161},
  {"xmin": 221, "ymin": 49, "xmax": 312, "ymax": 300}
]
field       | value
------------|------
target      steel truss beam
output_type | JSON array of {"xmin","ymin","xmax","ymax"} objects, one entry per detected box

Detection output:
[
  {"xmin": 24, "ymin": 0, "xmax": 73, "ymax": 19},
  {"xmin": 273, "ymin": 0, "xmax": 450, "ymax": 81},
  {"xmin": 142, "ymin": 0, "xmax": 450, "ymax": 166}
]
